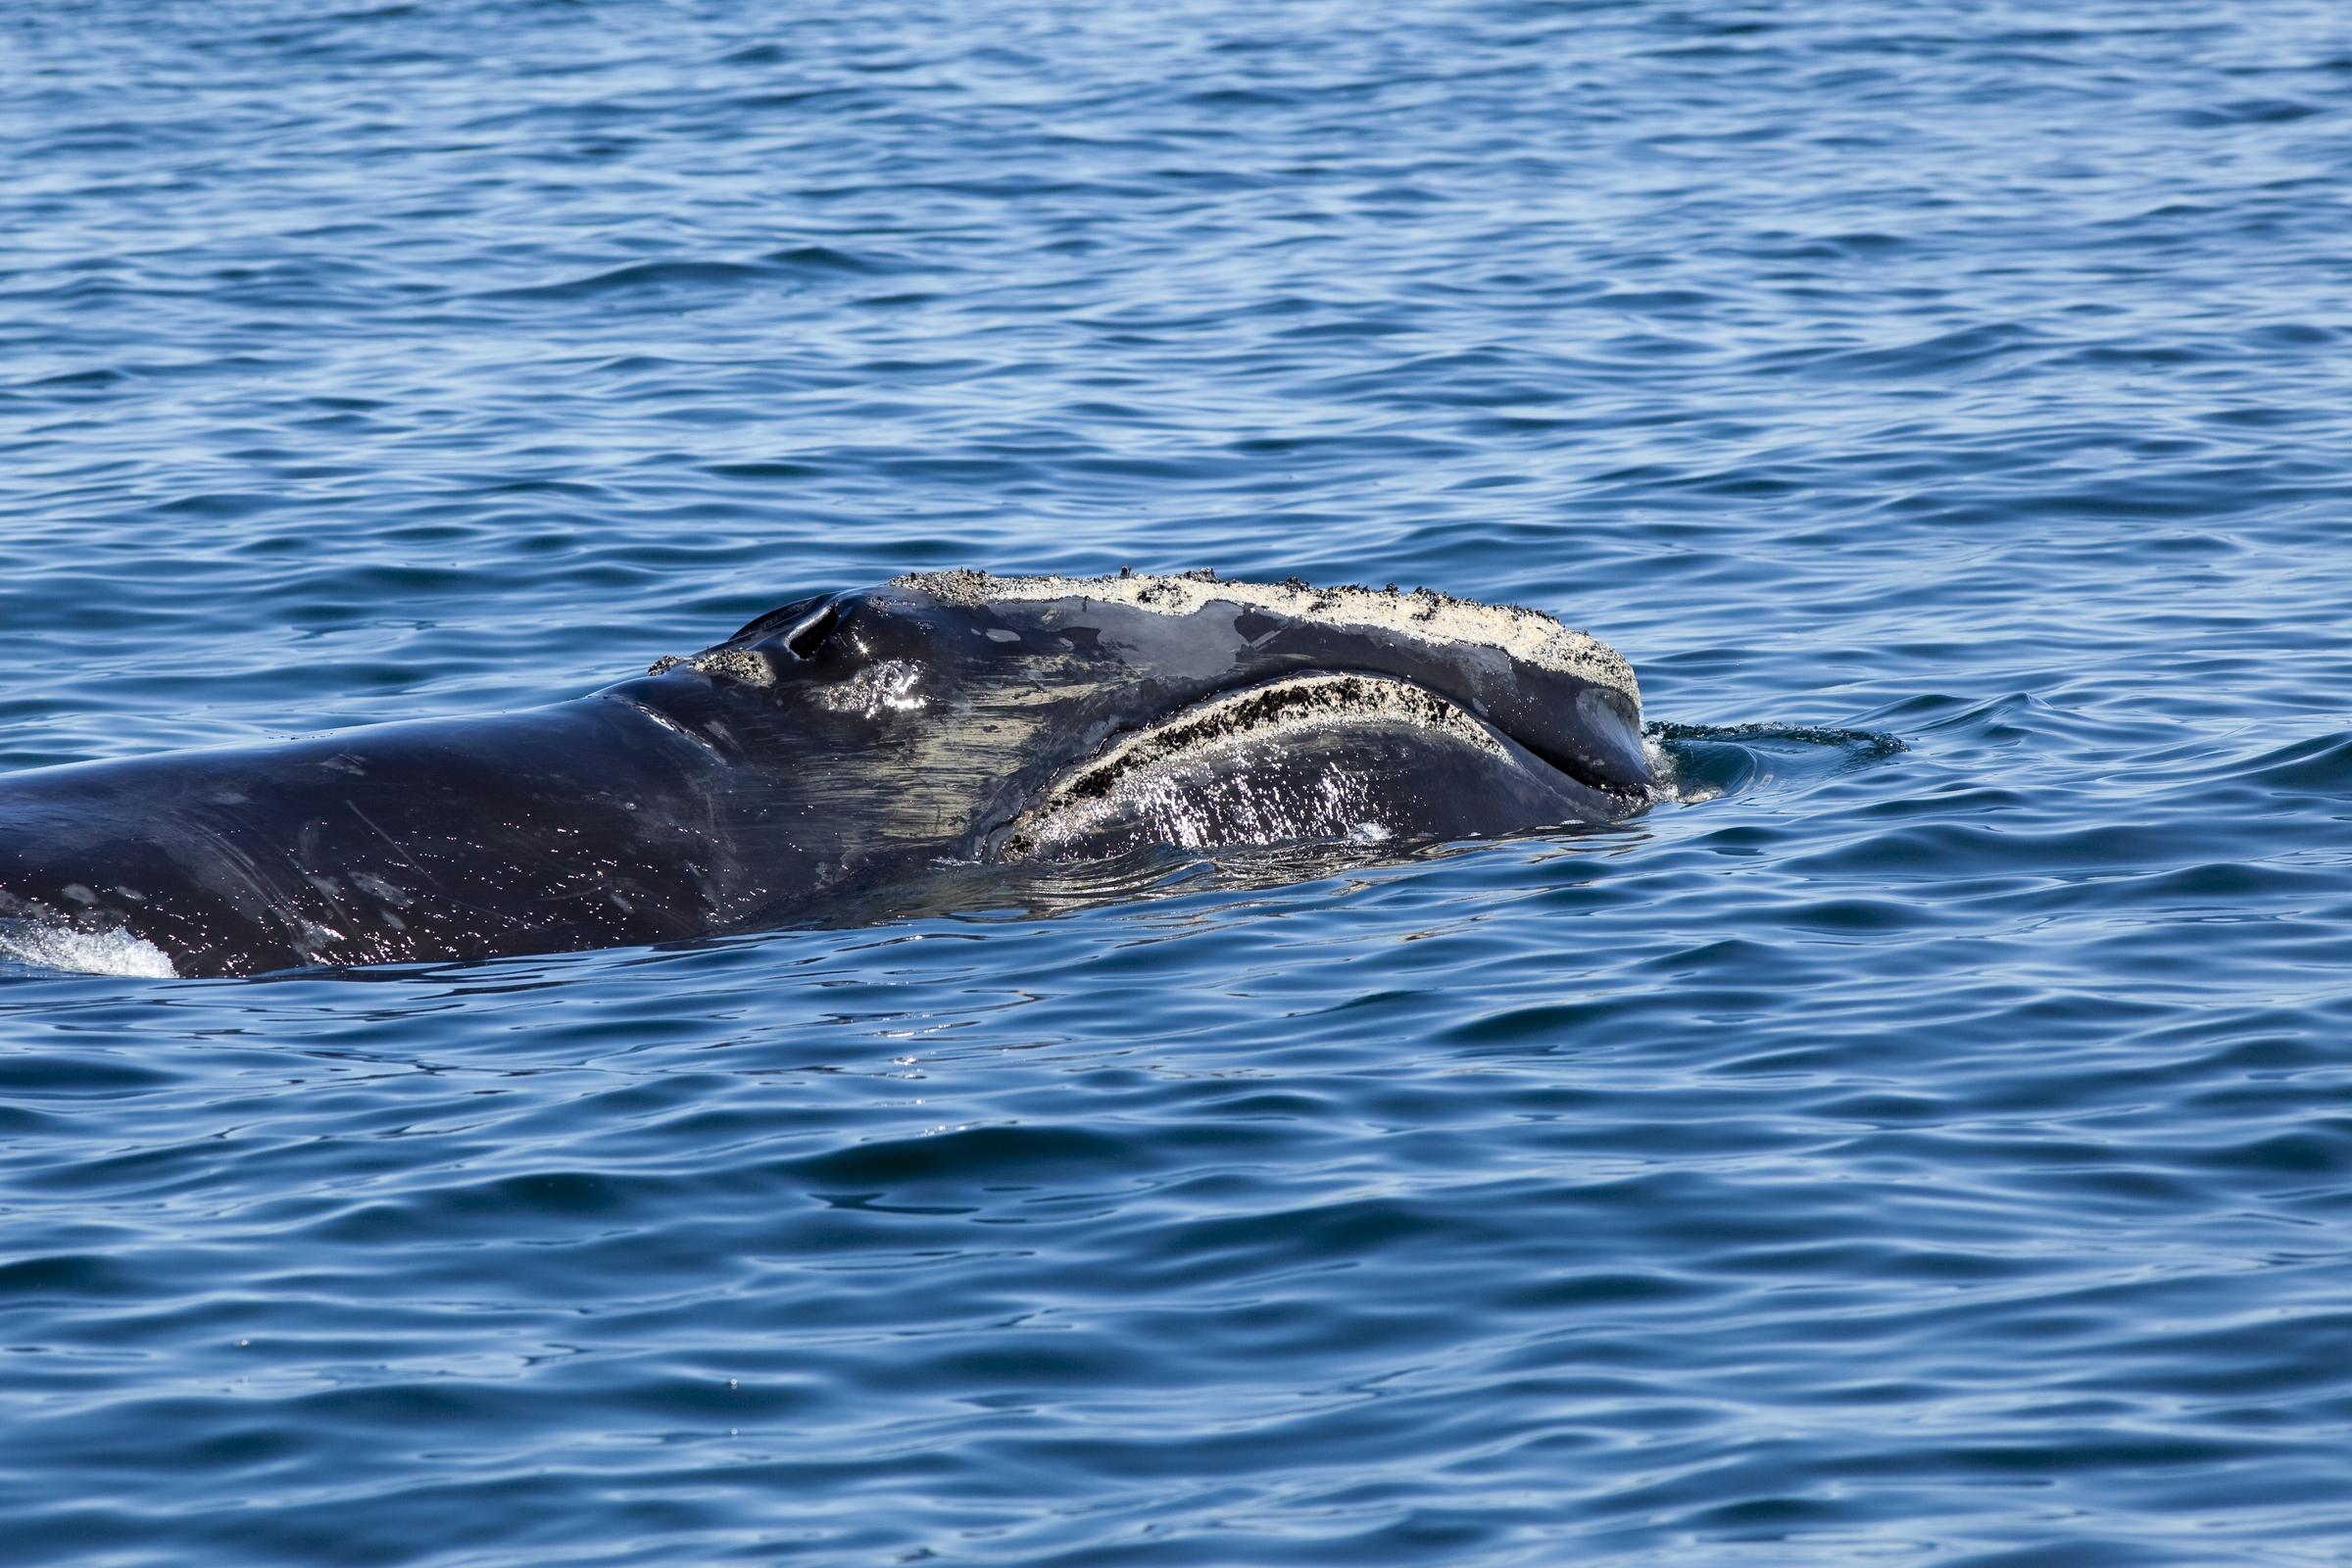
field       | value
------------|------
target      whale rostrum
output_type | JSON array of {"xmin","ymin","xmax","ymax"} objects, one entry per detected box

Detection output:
[{"xmin": 0, "ymin": 570, "xmax": 1649, "ymax": 977}]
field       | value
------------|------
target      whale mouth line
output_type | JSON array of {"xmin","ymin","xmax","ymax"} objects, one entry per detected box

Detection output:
[
  {"xmin": 989, "ymin": 670, "xmax": 1578, "ymax": 863},
  {"xmin": 1067, "ymin": 672, "xmax": 1506, "ymax": 799}
]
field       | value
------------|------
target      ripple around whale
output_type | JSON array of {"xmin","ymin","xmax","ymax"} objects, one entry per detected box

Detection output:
[{"xmin": 1646, "ymin": 722, "xmax": 1909, "ymax": 804}]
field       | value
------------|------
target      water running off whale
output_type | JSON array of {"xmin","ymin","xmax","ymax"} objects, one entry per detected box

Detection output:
[{"xmin": 0, "ymin": 571, "xmax": 1649, "ymax": 978}]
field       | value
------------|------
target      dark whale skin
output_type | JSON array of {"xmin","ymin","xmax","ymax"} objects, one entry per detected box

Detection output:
[{"xmin": 0, "ymin": 573, "xmax": 1648, "ymax": 976}]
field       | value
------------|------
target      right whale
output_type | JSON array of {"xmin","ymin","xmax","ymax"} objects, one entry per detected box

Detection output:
[{"xmin": 0, "ymin": 570, "xmax": 1649, "ymax": 977}]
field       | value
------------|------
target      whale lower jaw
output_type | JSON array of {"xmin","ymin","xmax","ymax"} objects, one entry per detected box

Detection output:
[{"xmin": 989, "ymin": 671, "xmax": 1634, "ymax": 863}]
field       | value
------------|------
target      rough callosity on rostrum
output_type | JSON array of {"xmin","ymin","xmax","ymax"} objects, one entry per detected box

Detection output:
[{"xmin": 889, "ymin": 568, "xmax": 1641, "ymax": 718}]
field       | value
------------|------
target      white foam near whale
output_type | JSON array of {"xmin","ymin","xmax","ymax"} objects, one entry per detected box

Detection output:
[{"xmin": 0, "ymin": 919, "xmax": 180, "ymax": 978}]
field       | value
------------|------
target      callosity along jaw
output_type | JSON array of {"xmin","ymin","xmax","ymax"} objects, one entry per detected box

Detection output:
[{"xmin": 987, "ymin": 669, "xmax": 1637, "ymax": 862}]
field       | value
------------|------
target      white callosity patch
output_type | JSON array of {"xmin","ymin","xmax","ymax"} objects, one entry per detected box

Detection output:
[
  {"xmin": 1028, "ymin": 740, "xmax": 1387, "ymax": 855},
  {"xmin": 1002, "ymin": 672, "xmax": 1506, "ymax": 858},
  {"xmin": 645, "ymin": 648, "xmax": 775, "ymax": 685},
  {"xmin": 0, "ymin": 920, "xmax": 179, "ymax": 979},
  {"xmin": 817, "ymin": 660, "xmax": 926, "ymax": 718},
  {"xmin": 694, "ymin": 648, "xmax": 774, "ymax": 686},
  {"xmin": 895, "ymin": 568, "xmax": 1640, "ymax": 710}
]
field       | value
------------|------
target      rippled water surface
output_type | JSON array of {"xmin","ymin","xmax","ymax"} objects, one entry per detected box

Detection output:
[{"xmin": 8, "ymin": 2, "xmax": 2352, "ymax": 1562}]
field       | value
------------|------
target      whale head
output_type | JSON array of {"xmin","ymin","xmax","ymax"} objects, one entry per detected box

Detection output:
[{"xmin": 626, "ymin": 569, "xmax": 1648, "ymax": 868}]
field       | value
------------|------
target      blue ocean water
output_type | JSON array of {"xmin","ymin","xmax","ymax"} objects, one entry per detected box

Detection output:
[{"xmin": 7, "ymin": 0, "xmax": 2352, "ymax": 1560}]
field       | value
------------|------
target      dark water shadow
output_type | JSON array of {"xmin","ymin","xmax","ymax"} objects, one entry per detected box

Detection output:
[{"xmin": 794, "ymin": 831, "xmax": 1631, "ymax": 931}]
